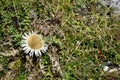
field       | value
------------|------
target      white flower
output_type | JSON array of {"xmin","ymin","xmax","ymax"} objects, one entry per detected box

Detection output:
[{"xmin": 21, "ymin": 31, "xmax": 48, "ymax": 57}]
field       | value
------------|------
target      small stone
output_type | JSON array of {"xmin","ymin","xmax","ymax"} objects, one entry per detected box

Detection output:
[
  {"xmin": 108, "ymin": 68, "xmax": 118, "ymax": 73},
  {"xmin": 0, "ymin": 64, "xmax": 3, "ymax": 71},
  {"xmin": 103, "ymin": 66, "xmax": 109, "ymax": 72}
]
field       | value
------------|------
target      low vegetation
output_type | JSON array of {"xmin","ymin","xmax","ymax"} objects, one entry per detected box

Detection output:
[{"xmin": 0, "ymin": 0, "xmax": 120, "ymax": 80}]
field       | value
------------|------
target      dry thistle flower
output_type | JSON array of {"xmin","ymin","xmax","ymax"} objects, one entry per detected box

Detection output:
[{"xmin": 21, "ymin": 31, "xmax": 48, "ymax": 57}]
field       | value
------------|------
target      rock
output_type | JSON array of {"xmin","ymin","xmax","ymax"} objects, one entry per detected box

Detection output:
[{"xmin": 100, "ymin": 0, "xmax": 120, "ymax": 14}]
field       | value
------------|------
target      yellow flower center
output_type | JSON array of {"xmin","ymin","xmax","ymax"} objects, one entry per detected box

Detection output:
[{"xmin": 27, "ymin": 34, "xmax": 44, "ymax": 49}]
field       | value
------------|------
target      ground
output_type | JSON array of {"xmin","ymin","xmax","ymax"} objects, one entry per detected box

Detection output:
[{"xmin": 0, "ymin": 0, "xmax": 120, "ymax": 80}]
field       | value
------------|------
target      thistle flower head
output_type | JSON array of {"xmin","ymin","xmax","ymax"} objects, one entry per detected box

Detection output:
[{"xmin": 21, "ymin": 31, "xmax": 48, "ymax": 57}]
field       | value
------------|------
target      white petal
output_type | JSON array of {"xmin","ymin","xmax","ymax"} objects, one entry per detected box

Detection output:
[
  {"xmin": 25, "ymin": 49, "xmax": 30, "ymax": 54},
  {"xmin": 32, "ymin": 30, "xmax": 35, "ymax": 33},
  {"xmin": 29, "ymin": 52, "xmax": 33, "ymax": 57},
  {"xmin": 35, "ymin": 51, "xmax": 39, "ymax": 57},
  {"xmin": 44, "ymin": 46, "xmax": 48, "ymax": 51},
  {"xmin": 29, "ymin": 31, "xmax": 32, "ymax": 35},
  {"xmin": 43, "ymin": 47, "xmax": 47, "ymax": 52},
  {"xmin": 38, "ymin": 50, "xmax": 42, "ymax": 56},
  {"xmin": 21, "ymin": 44, "xmax": 27, "ymax": 47},
  {"xmin": 24, "ymin": 33, "xmax": 28, "ymax": 37},
  {"xmin": 22, "ymin": 36, "xmax": 28, "ymax": 40},
  {"xmin": 23, "ymin": 47, "xmax": 27, "ymax": 50},
  {"xmin": 30, "ymin": 49, "xmax": 33, "ymax": 52},
  {"xmin": 35, "ymin": 50, "xmax": 38, "ymax": 55},
  {"xmin": 32, "ymin": 52, "xmax": 34, "ymax": 56},
  {"xmin": 41, "ymin": 49, "xmax": 45, "ymax": 53},
  {"xmin": 29, "ymin": 52, "xmax": 32, "ymax": 56}
]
